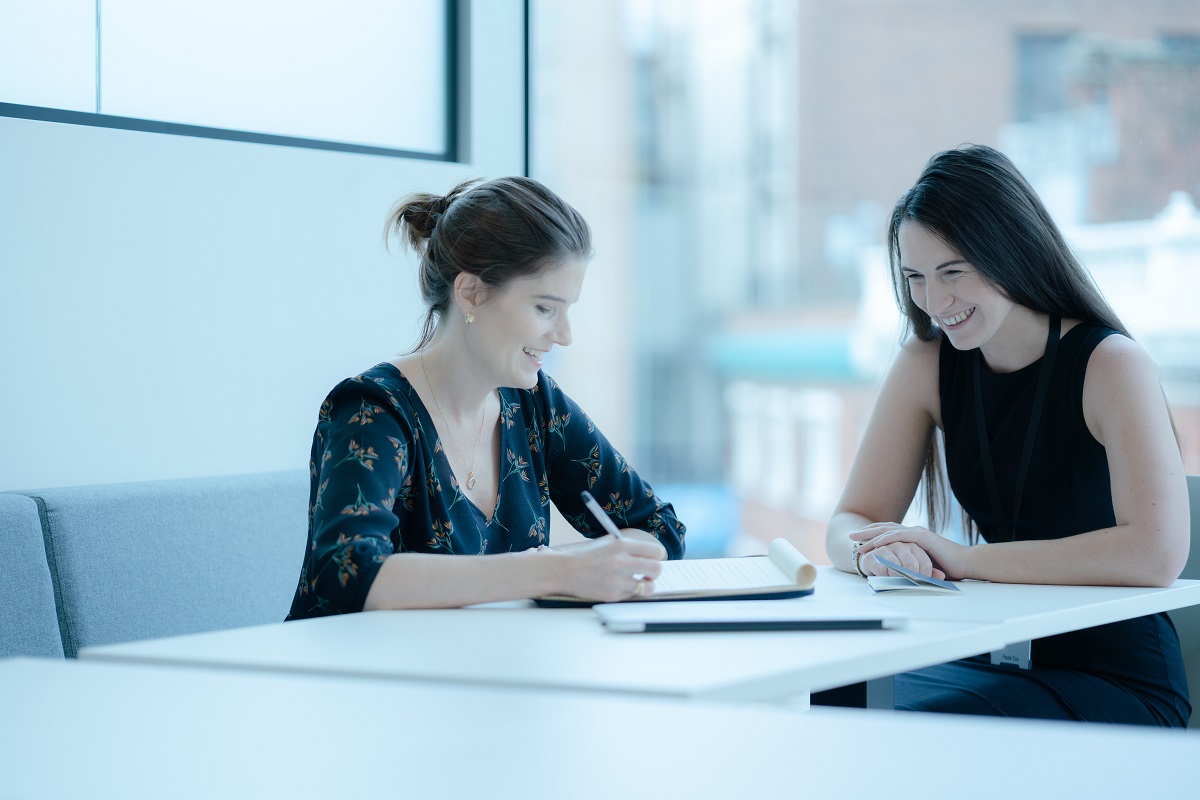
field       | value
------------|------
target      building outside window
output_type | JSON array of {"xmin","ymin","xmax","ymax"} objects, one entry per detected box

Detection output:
[{"xmin": 532, "ymin": 0, "xmax": 1200, "ymax": 559}]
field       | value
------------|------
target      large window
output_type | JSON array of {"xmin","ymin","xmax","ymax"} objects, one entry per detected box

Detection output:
[
  {"xmin": 532, "ymin": 0, "xmax": 1200, "ymax": 559},
  {"xmin": 0, "ymin": 0, "xmax": 456, "ymax": 159}
]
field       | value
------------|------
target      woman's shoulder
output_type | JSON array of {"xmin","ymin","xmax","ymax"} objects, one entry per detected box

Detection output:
[
  {"xmin": 1059, "ymin": 317, "xmax": 1122, "ymax": 347},
  {"xmin": 1071, "ymin": 329, "xmax": 1179, "ymax": 462},
  {"xmin": 897, "ymin": 332, "xmax": 943, "ymax": 376},
  {"xmin": 322, "ymin": 363, "xmax": 420, "ymax": 422},
  {"xmin": 1084, "ymin": 331, "xmax": 1158, "ymax": 386},
  {"xmin": 902, "ymin": 330, "xmax": 943, "ymax": 356},
  {"xmin": 1079, "ymin": 331, "xmax": 1165, "ymax": 430},
  {"xmin": 502, "ymin": 371, "xmax": 594, "ymax": 439},
  {"xmin": 1051, "ymin": 317, "xmax": 1142, "ymax": 374},
  {"xmin": 878, "ymin": 333, "xmax": 942, "ymax": 425}
]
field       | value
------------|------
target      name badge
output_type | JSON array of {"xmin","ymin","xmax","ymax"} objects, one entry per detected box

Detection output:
[{"xmin": 990, "ymin": 640, "xmax": 1032, "ymax": 669}]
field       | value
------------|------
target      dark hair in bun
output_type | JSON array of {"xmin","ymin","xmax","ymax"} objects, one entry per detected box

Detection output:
[{"xmin": 387, "ymin": 176, "xmax": 593, "ymax": 350}]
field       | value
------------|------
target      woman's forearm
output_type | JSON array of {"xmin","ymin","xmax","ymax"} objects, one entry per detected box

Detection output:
[
  {"xmin": 962, "ymin": 524, "xmax": 1185, "ymax": 588},
  {"xmin": 361, "ymin": 532, "xmax": 670, "ymax": 610},
  {"xmin": 853, "ymin": 518, "xmax": 1187, "ymax": 587},
  {"xmin": 826, "ymin": 511, "xmax": 874, "ymax": 574},
  {"xmin": 362, "ymin": 549, "xmax": 562, "ymax": 610}
]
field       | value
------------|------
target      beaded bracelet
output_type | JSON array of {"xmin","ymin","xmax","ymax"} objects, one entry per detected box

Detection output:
[{"xmin": 851, "ymin": 541, "xmax": 868, "ymax": 578}]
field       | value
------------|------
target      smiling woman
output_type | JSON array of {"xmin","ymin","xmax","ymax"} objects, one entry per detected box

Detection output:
[
  {"xmin": 286, "ymin": 177, "xmax": 685, "ymax": 618},
  {"xmin": 822, "ymin": 145, "xmax": 1190, "ymax": 726}
]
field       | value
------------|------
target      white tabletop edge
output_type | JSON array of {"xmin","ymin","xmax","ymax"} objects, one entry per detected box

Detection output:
[{"xmin": 79, "ymin": 648, "xmax": 706, "ymax": 701}]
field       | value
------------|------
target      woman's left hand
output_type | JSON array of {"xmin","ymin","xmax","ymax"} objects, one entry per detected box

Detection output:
[{"xmin": 850, "ymin": 523, "xmax": 971, "ymax": 581}]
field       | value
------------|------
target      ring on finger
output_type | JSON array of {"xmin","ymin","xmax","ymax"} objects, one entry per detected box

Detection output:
[{"xmin": 632, "ymin": 578, "xmax": 645, "ymax": 598}]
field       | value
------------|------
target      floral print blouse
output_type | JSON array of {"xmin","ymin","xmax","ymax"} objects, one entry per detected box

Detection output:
[{"xmin": 287, "ymin": 364, "xmax": 686, "ymax": 619}]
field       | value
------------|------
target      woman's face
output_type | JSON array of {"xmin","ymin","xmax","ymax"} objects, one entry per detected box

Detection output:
[
  {"xmin": 471, "ymin": 258, "xmax": 586, "ymax": 388},
  {"xmin": 898, "ymin": 221, "xmax": 1020, "ymax": 353}
]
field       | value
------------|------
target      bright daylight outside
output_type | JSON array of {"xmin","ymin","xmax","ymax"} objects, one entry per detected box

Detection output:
[{"xmin": 531, "ymin": 0, "xmax": 1200, "ymax": 561}]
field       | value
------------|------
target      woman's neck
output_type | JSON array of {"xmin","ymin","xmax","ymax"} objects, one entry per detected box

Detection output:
[
  {"xmin": 400, "ymin": 337, "xmax": 494, "ymax": 424},
  {"xmin": 424, "ymin": 345, "xmax": 494, "ymax": 417},
  {"xmin": 978, "ymin": 308, "xmax": 1052, "ymax": 374}
]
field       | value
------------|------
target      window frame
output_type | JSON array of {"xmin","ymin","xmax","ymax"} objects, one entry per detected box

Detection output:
[{"xmin": 0, "ymin": 0, "xmax": 463, "ymax": 162}]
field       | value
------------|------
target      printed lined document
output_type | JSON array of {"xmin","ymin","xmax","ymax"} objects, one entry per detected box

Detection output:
[
  {"xmin": 534, "ymin": 538, "xmax": 816, "ymax": 607},
  {"xmin": 652, "ymin": 538, "xmax": 816, "ymax": 596},
  {"xmin": 866, "ymin": 555, "xmax": 961, "ymax": 595}
]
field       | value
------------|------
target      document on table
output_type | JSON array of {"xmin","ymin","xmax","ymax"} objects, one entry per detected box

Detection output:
[
  {"xmin": 533, "ymin": 538, "xmax": 816, "ymax": 607},
  {"xmin": 867, "ymin": 555, "xmax": 961, "ymax": 595},
  {"xmin": 653, "ymin": 545, "xmax": 812, "ymax": 594}
]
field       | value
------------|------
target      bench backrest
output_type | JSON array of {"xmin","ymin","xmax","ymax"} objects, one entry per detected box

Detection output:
[
  {"xmin": 23, "ymin": 471, "xmax": 308, "ymax": 657},
  {"xmin": 0, "ymin": 493, "xmax": 66, "ymax": 658}
]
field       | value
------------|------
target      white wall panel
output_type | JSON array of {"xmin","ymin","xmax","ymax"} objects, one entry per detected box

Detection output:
[{"xmin": 0, "ymin": 0, "xmax": 526, "ymax": 490}]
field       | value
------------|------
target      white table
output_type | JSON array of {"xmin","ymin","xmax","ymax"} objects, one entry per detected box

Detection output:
[
  {"xmin": 815, "ymin": 566, "xmax": 1200, "ymax": 641},
  {"xmin": 2, "ymin": 658, "xmax": 1196, "ymax": 799},
  {"xmin": 81, "ymin": 597, "xmax": 1004, "ymax": 705},
  {"xmin": 80, "ymin": 570, "xmax": 1200, "ymax": 709},
  {"xmin": 812, "ymin": 567, "xmax": 1200, "ymax": 701}
]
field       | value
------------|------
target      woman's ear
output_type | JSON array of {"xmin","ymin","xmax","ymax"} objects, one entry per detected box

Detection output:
[{"xmin": 453, "ymin": 272, "xmax": 487, "ymax": 317}]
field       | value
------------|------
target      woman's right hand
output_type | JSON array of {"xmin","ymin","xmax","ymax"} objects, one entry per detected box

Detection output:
[
  {"xmin": 851, "ymin": 523, "xmax": 946, "ymax": 580},
  {"xmin": 556, "ymin": 535, "xmax": 665, "ymax": 602}
]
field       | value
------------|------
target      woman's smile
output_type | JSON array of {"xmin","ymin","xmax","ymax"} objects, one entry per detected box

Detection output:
[{"xmin": 940, "ymin": 307, "xmax": 975, "ymax": 328}]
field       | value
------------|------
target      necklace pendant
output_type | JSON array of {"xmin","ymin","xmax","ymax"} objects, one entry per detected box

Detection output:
[{"xmin": 466, "ymin": 473, "xmax": 477, "ymax": 490}]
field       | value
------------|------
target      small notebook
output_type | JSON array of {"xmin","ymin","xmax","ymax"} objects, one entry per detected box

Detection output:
[
  {"xmin": 594, "ymin": 599, "xmax": 909, "ymax": 633},
  {"xmin": 866, "ymin": 555, "xmax": 961, "ymax": 595},
  {"xmin": 533, "ymin": 538, "xmax": 817, "ymax": 608}
]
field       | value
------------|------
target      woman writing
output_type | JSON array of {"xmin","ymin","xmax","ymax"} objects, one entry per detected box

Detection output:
[
  {"xmin": 826, "ymin": 145, "xmax": 1190, "ymax": 725},
  {"xmin": 288, "ymin": 177, "xmax": 684, "ymax": 617}
]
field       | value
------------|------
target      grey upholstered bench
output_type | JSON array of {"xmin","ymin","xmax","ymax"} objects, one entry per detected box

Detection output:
[{"xmin": 2, "ymin": 471, "xmax": 308, "ymax": 658}]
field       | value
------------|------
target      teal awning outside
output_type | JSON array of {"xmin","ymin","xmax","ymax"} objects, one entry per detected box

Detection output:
[{"xmin": 707, "ymin": 330, "xmax": 856, "ymax": 381}]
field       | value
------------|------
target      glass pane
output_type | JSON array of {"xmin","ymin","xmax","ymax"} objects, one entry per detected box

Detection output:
[
  {"xmin": 0, "ymin": 0, "xmax": 96, "ymax": 111},
  {"xmin": 532, "ymin": 0, "xmax": 1200, "ymax": 560},
  {"xmin": 100, "ymin": 0, "xmax": 446, "ymax": 153}
]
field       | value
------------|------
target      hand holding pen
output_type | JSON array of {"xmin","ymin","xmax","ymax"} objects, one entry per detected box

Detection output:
[
  {"xmin": 580, "ymin": 490, "xmax": 625, "ymax": 540},
  {"xmin": 580, "ymin": 490, "xmax": 655, "ymax": 599}
]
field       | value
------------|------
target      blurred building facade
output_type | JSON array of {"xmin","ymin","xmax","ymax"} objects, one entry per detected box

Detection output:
[{"xmin": 532, "ymin": 0, "xmax": 1200, "ymax": 557}]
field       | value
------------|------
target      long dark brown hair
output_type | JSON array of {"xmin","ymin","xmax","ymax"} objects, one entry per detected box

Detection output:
[
  {"xmin": 386, "ymin": 176, "xmax": 593, "ymax": 350},
  {"xmin": 886, "ymin": 144, "xmax": 1131, "ymax": 533}
]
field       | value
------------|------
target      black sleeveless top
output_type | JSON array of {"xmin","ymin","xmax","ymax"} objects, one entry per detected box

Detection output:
[{"xmin": 940, "ymin": 323, "xmax": 1190, "ymax": 726}]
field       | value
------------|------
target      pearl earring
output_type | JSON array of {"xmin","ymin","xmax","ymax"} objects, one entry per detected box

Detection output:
[{"xmin": 465, "ymin": 313, "xmax": 475, "ymax": 324}]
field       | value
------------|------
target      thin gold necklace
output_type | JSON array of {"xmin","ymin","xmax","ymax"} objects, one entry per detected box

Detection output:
[{"xmin": 419, "ymin": 353, "xmax": 487, "ymax": 491}]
